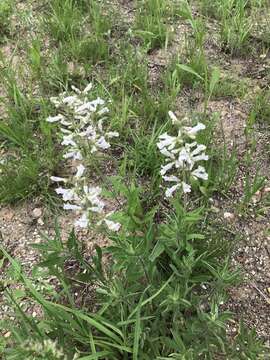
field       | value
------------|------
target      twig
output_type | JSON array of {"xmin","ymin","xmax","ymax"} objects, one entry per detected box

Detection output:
[{"xmin": 250, "ymin": 282, "xmax": 270, "ymax": 305}]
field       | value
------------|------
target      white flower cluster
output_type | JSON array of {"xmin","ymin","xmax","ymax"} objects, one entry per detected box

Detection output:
[
  {"xmin": 47, "ymin": 83, "xmax": 120, "ymax": 231},
  {"xmin": 157, "ymin": 111, "xmax": 209, "ymax": 198}
]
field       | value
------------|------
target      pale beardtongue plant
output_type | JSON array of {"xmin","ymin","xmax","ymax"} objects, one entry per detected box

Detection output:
[
  {"xmin": 157, "ymin": 111, "xmax": 209, "ymax": 198},
  {"xmin": 47, "ymin": 83, "xmax": 121, "ymax": 231}
]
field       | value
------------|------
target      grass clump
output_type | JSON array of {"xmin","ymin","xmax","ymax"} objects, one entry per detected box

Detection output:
[
  {"xmin": 134, "ymin": 0, "xmax": 173, "ymax": 51},
  {"xmin": 0, "ymin": 194, "xmax": 266, "ymax": 358},
  {"xmin": 0, "ymin": 0, "xmax": 13, "ymax": 39},
  {"xmin": 0, "ymin": 73, "xmax": 60, "ymax": 203},
  {"xmin": 250, "ymin": 89, "xmax": 270, "ymax": 124}
]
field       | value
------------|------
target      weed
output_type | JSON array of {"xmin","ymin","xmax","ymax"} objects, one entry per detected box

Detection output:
[
  {"xmin": 134, "ymin": 0, "xmax": 172, "ymax": 51},
  {"xmin": 250, "ymin": 89, "xmax": 270, "ymax": 124},
  {"xmin": 0, "ymin": 72, "xmax": 60, "ymax": 203},
  {"xmin": 0, "ymin": 196, "xmax": 266, "ymax": 358},
  {"xmin": 0, "ymin": 0, "xmax": 13, "ymax": 38},
  {"xmin": 212, "ymin": 75, "xmax": 249, "ymax": 99},
  {"xmin": 219, "ymin": 0, "xmax": 252, "ymax": 54},
  {"xmin": 45, "ymin": 0, "xmax": 82, "ymax": 42}
]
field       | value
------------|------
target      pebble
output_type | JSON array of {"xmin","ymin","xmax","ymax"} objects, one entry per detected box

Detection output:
[
  {"xmin": 224, "ymin": 211, "xmax": 235, "ymax": 220},
  {"xmin": 32, "ymin": 208, "xmax": 42, "ymax": 218}
]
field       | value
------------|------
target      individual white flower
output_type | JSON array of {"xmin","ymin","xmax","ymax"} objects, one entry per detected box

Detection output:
[
  {"xmin": 60, "ymin": 119, "xmax": 72, "ymax": 127},
  {"xmin": 60, "ymin": 127, "xmax": 72, "ymax": 134},
  {"xmin": 50, "ymin": 176, "xmax": 67, "ymax": 183},
  {"xmin": 97, "ymin": 107, "xmax": 109, "ymax": 116},
  {"xmin": 75, "ymin": 98, "xmax": 105, "ymax": 115},
  {"xmin": 75, "ymin": 164, "xmax": 85, "ymax": 178},
  {"xmin": 192, "ymin": 153, "xmax": 209, "ymax": 162},
  {"xmin": 168, "ymin": 111, "xmax": 179, "ymax": 125},
  {"xmin": 79, "ymin": 125, "xmax": 96, "ymax": 139},
  {"xmin": 50, "ymin": 97, "xmax": 61, "ymax": 107},
  {"xmin": 182, "ymin": 182, "xmax": 191, "ymax": 193},
  {"xmin": 71, "ymin": 85, "xmax": 81, "ymax": 94},
  {"xmin": 165, "ymin": 183, "xmax": 181, "ymax": 198},
  {"xmin": 107, "ymin": 131, "xmax": 119, "ymax": 138},
  {"xmin": 160, "ymin": 162, "xmax": 175, "ymax": 176},
  {"xmin": 83, "ymin": 186, "xmax": 104, "ymax": 210},
  {"xmin": 89, "ymin": 205, "xmax": 104, "ymax": 213},
  {"xmin": 63, "ymin": 151, "xmax": 83, "ymax": 160},
  {"xmin": 104, "ymin": 219, "xmax": 121, "ymax": 232},
  {"xmin": 61, "ymin": 135, "xmax": 77, "ymax": 147},
  {"xmin": 191, "ymin": 144, "xmax": 206, "ymax": 155},
  {"xmin": 83, "ymin": 83, "xmax": 93, "ymax": 94},
  {"xmin": 192, "ymin": 166, "xmax": 208, "ymax": 180},
  {"xmin": 183, "ymin": 123, "xmax": 206, "ymax": 139},
  {"xmin": 160, "ymin": 147, "xmax": 175, "ymax": 159},
  {"xmin": 162, "ymin": 175, "xmax": 180, "ymax": 182},
  {"xmin": 62, "ymin": 95, "xmax": 82, "ymax": 107},
  {"xmin": 175, "ymin": 148, "xmax": 193, "ymax": 169},
  {"xmin": 55, "ymin": 187, "xmax": 77, "ymax": 201},
  {"xmin": 96, "ymin": 136, "xmax": 110, "ymax": 150},
  {"xmin": 157, "ymin": 133, "xmax": 177, "ymax": 150},
  {"xmin": 63, "ymin": 203, "xmax": 82, "ymax": 211},
  {"xmin": 75, "ymin": 212, "xmax": 89, "ymax": 228},
  {"xmin": 46, "ymin": 114, "xmax": 65, "ymax": 123}
]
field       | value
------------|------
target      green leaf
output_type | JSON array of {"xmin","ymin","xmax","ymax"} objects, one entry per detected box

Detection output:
[
  {"xmin": 47, "ymin": 303, "xmax": 124, "ymax": 344},
  {"xmin": 177, "ymin": 64, "xmax": 204, "ymax": 81},
  {"xmin": 133, "ymin": 307, "xmax": 141, "ymax": 360},
  {"xmin": 209, "ymin": 67, "xmax": 220, "ymax": 95},
  {"xmin": 149, "ymin": 241, "xmax": 164, "ymax": 262},
  {"xmin": 78, "ymin": 351, "xmax": 112, "ymax": 360}
]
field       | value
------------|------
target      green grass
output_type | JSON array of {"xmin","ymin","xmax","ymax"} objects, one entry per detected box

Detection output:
[
  {"xmin": 0, "ymin": 0, "xmax": 13, "ymax": 39},
  {"xmin": 0, "ymin": 0, "xmax": 269, "ymax": 358},
  {"xmin": 134, "ymin": 0, "xmax": 173, "ymax": 51},
  {"xmin": 250, "ymin": 89, "xmax": 270, "ymax": 124},
  {"xmin": 0, "ymin": 70, "xmax": 60, "ymax": 203}
]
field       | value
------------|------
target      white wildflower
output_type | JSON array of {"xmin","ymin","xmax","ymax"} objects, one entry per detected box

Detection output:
[
  {"xmin": 157, "ymin": 133, "xmax": 177, "ymax": 150},
  {"xmin": 182, "ymin": 182, "xmax": 191, "ymax": 193},
  {"xmin": 107, "ymin": 131, "xmax": 119, "ymax": 138},
  {"xmin": 55, "ymin": 187, "xmax": 77, "ymax": 202},
  {"xmin": 83, "ymin": 83, "xmax": 93, "ymax": 94},
  {"xmin": 162, "ymin": 175, "xmax": 180, "ymax": 182},
  {"xmin": 50, "ymin": 176, "xmax": 67, "ymax": 183},
  {"xmin": 61, "ymin": 135, "xmax": 77, "ymax": 147},
  {"xmin": 192, "ymin": 165, "xmax": 208, "ymax": 181},
  {"xmin": 176, "ymin": 148, "xmax": 193, "ymax": 169},
  {"xmin": 158, "ymin": 111, "xmax": 208, "ymax": 198},
  {"xmin": 71, "ymin": 85, "xmax": 81, "ymax": 94},
  {"xmin": 63, "ymin": 150, "xmax": 83, "ymax": 160},
  {"xmin": 97, "ymin": 107, "xmax": 109, "ymax": 116},
  {"xmin": 46, "ymin": 114, "xmax": 65, "ymax": 123},
  {"xmin": 96, "ymin": 136, "xmax": 110, "ymax": 150},
  {"xmin": 75, "ymin": 164, "xmax": 85, "ymax": 178},
  {"xmin": 75, "ymin": 213, "xmax": 89, "ymax": 228},
  {"xmin": 168, "ymin": 111, "xmax": 179, "ymax": 125},
  {"xmin": 104, "ymin": 219, "xmax": 121, "ymax": 232},
  {"xmin": 48, "ymin": 83, "xmax": 120, "ymax": 229},
  {"xmin": 63, "ymin": 203, "xmax": 82, "ymax": 211},
  {"xmin": 160, "ymin": 162, "xmax": 175, "ymax": 176},
  {"xmin": 165, "ymin": 184, "xmax": 181, "ymax": 198},
  {"xmin": 183, "ymin": 122, "xmax": 206, "ymax": 139}
]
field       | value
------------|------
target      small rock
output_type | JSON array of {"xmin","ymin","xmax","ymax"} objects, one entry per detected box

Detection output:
[
  {"xmin": 224, "ymin": 212, "xmax": 234, "ymax": 220},
  {"xmin": 32, "ymin": 208, "xmax": 42, "ymax": 218},
  {"xmin": 37, "ymin": 218, "xmax": 44, "ymax": 226}
]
